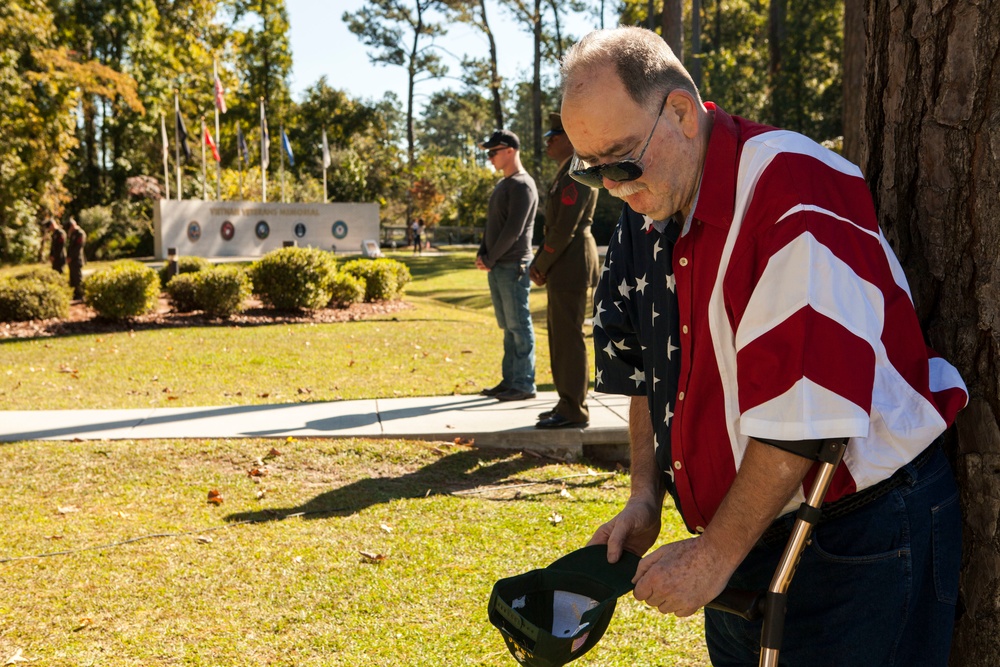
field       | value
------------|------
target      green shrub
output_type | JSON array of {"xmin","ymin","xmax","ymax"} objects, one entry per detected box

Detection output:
[
  {"xmin": 83, "ymin": 260, "xmax": 160, "ymax": 321},
  {"xmin": 12, "ymin": 267, "xmax": 69, "ymax": 289},
  {"xmin": 340, "ymin": 258, "xmax": 410, "ymax": 302},
  {"xmin": 248, "ymin": 246, "xmax": 337, "ymax": 310},
  {"xmin": 0, "ymin": 276, "xmax": 72, "ymax": 321},
  {"xmin": 158, "ymin": 255, "xmax": 211, "ymax": 286},
  {"xmin": 165, "ymin": 273, "xmax": 200, "ymax": 313},
  {"xmin": 327, "ymin": 272, "xmax": 365, "ymax": 308},
  {"xmin": 194, "ymin": 266, "xmax": 251, "ymax": 317}
]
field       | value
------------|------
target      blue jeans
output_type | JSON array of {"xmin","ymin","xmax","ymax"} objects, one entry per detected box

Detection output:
[
  {"xmin": 487, "ymin": 261, "xmax": 535, "ymax": 393},
  {"xmin": 705, "ymin": 447, "xmax": 961, "ymax": 666}
]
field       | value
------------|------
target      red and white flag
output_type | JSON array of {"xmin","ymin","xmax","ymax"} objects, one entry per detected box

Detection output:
[
  {"xmin": 213, "ymin": 59, "xmax": 227, "ymax": 114},
  {"xmin": 204, "ymin": 127, "xmax": 220, "ymax": 162}
]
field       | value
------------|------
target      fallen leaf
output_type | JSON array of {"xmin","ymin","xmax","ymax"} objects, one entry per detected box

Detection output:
[
  {"xmin": 247, "ymin": 467, "xmax": 268, "ymax": 477},
  {"xmin": 293, "ymin": 556, "xmax": 303, "ymax": 563},
  {"xmin": 380, "ymin": 523, "xmax": 393, "ymax": 533},
  {"xmin": 57, "ymin": 505, "xmax": 80, "ymax": 515},
  {"xmin": 258, "ymin": 392, "xmax": 270, "ymax": 398},
  {"xmin": 46, "ymin": 535, "xmax": 63, "ymax": 540},
  {"xmin": 167, "ymin": 395, "xmax": 179, "ymax": 401},
  {"xmin": 196, "ymin": 535, "xmax": 213, "ymax": 544},
  {"xmin": 359, "ymin": 551, "xmax": 388, "ymax": 563},
  {"xmin": 4, "ymin": 648, "xmax": 28, "ymax": 665},
  {"xmin": 559, "ymin": 489, "xmax": 574, "ymax": 500},
  {"xmin": 255, "ymin": 489, "xmax": 267, "ymax": 500},
  {"xmin": 116, "ymin": 511, "xmax": 129, "ymax": 519},
  {"xmin": 266, "ymin": 447, "xmax": 282, "ymax": 458},
  {"xmin": 72, "ymin": 618, "xmax": 93, "ymax": 632},
  {"xmin": 207, "ymin": 489, "xmax": 224, "ymax": 505},
  {"xmin": 548, "ymin": 512, "xmax": 563, "ymax": 525}
]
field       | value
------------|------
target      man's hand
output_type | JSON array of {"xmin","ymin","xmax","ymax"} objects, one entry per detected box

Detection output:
[
  {"xmin": 632, "ymin": 537, "xmax": 733, "ymax": 617},
  {"xmin": 475, "ymin": 255, "xmax": 489, "ymax": 271},
  {"xmin": 586, "ymin": 495, "xmax": 662, "ymax": 564},
  {"xmin": 529, "ymin": 264, "xmax": 546, "ymax": 286}
]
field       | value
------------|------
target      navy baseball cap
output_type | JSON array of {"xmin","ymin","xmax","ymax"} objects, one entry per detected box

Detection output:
[
  {"xmin": 480, "ymin": 129, "xmax": 521, "ymax": 151},
  {"xmin": 488, "ymin": 544, "xmax": 641, "ymax": 667}
]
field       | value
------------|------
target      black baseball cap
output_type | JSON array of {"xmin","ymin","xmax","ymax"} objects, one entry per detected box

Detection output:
[
  {"xmin": 480, "ymin": 129, "xmax": 520, "ymax": 151},
  {"xmin": 488, "ymin": 544, "xmax": 641, "ymax": 667}
]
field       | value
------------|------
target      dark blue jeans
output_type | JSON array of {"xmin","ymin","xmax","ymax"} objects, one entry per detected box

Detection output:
[
  {"xmin": 705, "ymin": 448, "xmax": 961, "ymax": 666},
  {"xmin": 487, "ymin": 261, "xmax": 535, "ymax": 393}
]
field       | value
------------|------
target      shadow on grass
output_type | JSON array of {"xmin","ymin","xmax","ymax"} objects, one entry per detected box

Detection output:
[{"xmin": 223, "ymin": 447, "xmax": 550, "ymax": 524}]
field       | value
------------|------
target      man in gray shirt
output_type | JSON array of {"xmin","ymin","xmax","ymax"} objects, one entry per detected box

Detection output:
[{"xmin": 476, "ymin": 129, "xmax": 539, "ymax": 402}]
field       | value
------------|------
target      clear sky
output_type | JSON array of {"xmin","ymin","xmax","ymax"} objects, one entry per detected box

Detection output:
[{"xmin": 286, "ymin": 0, "xmax": 605, "ymax": 107}]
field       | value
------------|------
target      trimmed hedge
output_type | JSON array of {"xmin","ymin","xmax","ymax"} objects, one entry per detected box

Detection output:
[
  {"xmin": 327, "ymin": 272, "xmax": 365, "ymax": 308},
  {"xmin": 158, "ymin": 255, "xmax": 211, "ymax": 286},
  {"xmin": 248, "ymin": 246, "xmax": 337, "ymax": 310},
  {"xmin": 83, "ymin": 260, "xmax": 160, "ymax": 321},
  {"xmin": 0, "ymin": 272, "xmax": 72, "ymax": 321},
  {"xmin": 340, "ymin": 258, "xmax": 411, "ymax": 302},
  {"xmin": 194, "ymin": 266, "xmax": 252, "ymax": 317},
  {"xmin": 164, "ymin": 273, "xmax": 200, "ymax": 313}
]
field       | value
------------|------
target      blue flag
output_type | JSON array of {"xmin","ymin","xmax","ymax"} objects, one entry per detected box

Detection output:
[
  {"xmin": 176, "ymin": 110, "xmax": 191, "ymax": 161},
  {"xmin": 282, "ymin": 129, "xmax": 295, "ymax": 166},
  {"xmin": 236, "ymin": 122, "xmax": 248, "ymax": 163}
]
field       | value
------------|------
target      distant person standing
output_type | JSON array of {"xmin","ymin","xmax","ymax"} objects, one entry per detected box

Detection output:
[
  {"xmin": 45, "ymin": 218, "xmax": 66, "ymax": 274},
  {"xmin": 529, "ymin": 113, "xmax": 600, "ymax": 428},
  {"xmin": 476, "ymin": 129, "xmax": 539, "ymax": 402},
  {"xmin": 412, "ymin": 218, "xmax": 425, "ymax": 255},
  {"xmin": 66, "ymin": 217, "xmax": 86, "ymax": 299}
]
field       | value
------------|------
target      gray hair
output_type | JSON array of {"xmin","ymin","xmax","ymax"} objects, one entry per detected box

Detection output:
[{"xmin": 561, "ymin": 26, "xmax": 701, "ymax": 112}]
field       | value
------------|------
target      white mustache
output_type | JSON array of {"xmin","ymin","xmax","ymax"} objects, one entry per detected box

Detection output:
[{"xmin": 607, "ymin": 180, "xmax": 647, "ymax": 199}]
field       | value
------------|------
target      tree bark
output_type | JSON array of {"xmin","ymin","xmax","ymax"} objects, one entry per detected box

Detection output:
[
  {"xmin": 862, "ymin": 1, "xmax": 1000, "ymax": 663},
  {"xmin": 478, "ymin": 0, "xmax": 504, "ymax": 130},
  {"xmin": 532, "ymin": 0, "xmax": 542, "ymax": 169},
  {"xmin": 663, "ymin": 0, "xmax": 683, "ymax": 60},
  {"xmin": 767, "ymin": 0, "xmax": 788, "ymax": 127},
  {"xmin": 842, "ymin": 0, "xmax": 864, "ymax": 165},
  {"xmin": 690, "ymin": 0, "xmax": 702, "ymax": 88}
]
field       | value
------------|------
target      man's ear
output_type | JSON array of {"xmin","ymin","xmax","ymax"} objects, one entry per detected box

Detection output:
[{"xmin": 667, "ymin": 90, "xmax": 700, "ymax": 139}]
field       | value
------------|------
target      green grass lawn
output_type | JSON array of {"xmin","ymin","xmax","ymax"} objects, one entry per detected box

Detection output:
[{"xmin": 0, "ymin": 250, "xmax": 709, "ymax": 666}]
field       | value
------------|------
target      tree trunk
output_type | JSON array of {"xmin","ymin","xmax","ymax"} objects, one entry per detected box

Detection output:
[
  {"xmin": 767, "ymin": 0, "xmax": 788, "ymax": 126},
  {"xmin": 842, "ymin": 0, "xmax": 865, "ymax": 165},
  {"xmin": 663, "ymin": 0, "xmax": 683, "ymax": 60},
  {"xmin": 690, "ymin": 0, "xmax": 702, "ymax": 88},
  {"xmin": 478, "ymin": 0, "xmax": 504, "ymax": 130},
  {"xmin": 532, "ymin": 0, "xmax": 542, "ymax": 170},
  {"xmin": 862, "ymin": 1, "xmax": 1000, "ymax": 663}
]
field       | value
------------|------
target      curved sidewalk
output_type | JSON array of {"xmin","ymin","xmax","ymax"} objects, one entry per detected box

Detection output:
[{"xmin": 0, "ymin": 391, "xmax": 630, "ymax": 461}]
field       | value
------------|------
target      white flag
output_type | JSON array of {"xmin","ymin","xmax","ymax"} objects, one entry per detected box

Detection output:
[
  {"xmin": 322, "ymin": 129, "xmax": 331, "ymax": 169},
  {"xmin": 161, "ymin": 113, "xmax": 169, "ymax": 161}
]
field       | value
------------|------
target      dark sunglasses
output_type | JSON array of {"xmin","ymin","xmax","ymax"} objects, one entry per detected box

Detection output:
[
  {"xmin": 569, "ymin": 90, "xmax": 671, "ymax": 189},
  {"xmin": 486, "ymin": 147, "xmax": 508, "ymax": 158}
]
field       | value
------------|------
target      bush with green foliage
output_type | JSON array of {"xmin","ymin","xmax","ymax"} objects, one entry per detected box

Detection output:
[
  {"xmin": 0, "ymin": 271, "xmax": 72, "ymax": 321},
  {"xmin": 340, "ymin": 258, "xmax": 410, "ymax": 302},
  {"xmin": 194, "ymin": 266, "xmax": 252, "ymax": 317},
  {"xmin": 248, "ymin": 246, "xmax": 337, "ymax": 310},
  {"xmin": 158, "ymin": 255, "xmax": 212, "ymax": 286},
  {"xmin": 327, "ymin": 272, "xmax": 365, "ymax": 308},
  {"xmin": 164, "ymin": 273, "xmax": 200, "ymax": 313},
  {"xmin": 83, "ymin": 260, "xmax": 160, "ymax": 321}
]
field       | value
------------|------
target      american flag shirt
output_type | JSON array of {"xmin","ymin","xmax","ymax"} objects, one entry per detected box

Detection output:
[
  {"xmin": 595, "ymin": 104, "xmax": 968, "ymax": 533},
  {"xmin": 593, "ymin": 208, "xmax": 684, "ymax": 506}
]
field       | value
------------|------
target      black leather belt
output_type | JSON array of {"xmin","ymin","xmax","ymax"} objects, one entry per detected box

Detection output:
[{"xmin": 757, "ymin": 439, "xmax": 940, "ymax": 548}]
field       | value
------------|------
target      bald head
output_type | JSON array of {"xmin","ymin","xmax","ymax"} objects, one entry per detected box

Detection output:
[{"xmin": 561, "ymin": 27, "xmax": 701, "ymax": 114}]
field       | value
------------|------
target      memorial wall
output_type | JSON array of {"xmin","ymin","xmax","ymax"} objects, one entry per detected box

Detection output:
[{"xmin": 153, "ymin": 200, "xmax": 379, "ymax": 259}]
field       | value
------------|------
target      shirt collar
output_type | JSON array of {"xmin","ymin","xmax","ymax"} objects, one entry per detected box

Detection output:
[{"xmin": 691, "ymin": 102, "xmax": 739, "ymax": 231}]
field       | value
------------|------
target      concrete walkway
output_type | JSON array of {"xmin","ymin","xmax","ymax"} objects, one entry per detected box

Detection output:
[{"xmin": 0, "ymin": 391, "xmax": 630, "ymax": 461}]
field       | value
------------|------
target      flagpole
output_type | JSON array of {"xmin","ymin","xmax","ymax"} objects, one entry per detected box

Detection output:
[
  {"xmin": 260, "ymin": 98, "xmax": 267, "ymax": 203},
  {"xmin": 237, "ymin": 122, "xmax": 244, "ymax": 200},
  {"xmin": 280, "ymin": 123, "xmax": 286, "ymax": 203},
  {"xmin": 213, "ymin": 59, "xmax": 222, "ymax": 201},
  {"xmin": 174, "ymin": 92, "xmax": 182, "ymax": 199},
  {"xmin": 322, "ymin": 128, "xmax": 330, "ymax": 204},
  {"xmin": 201, "ymin": 117, "xmax": 208, "ymax": 200},
  {"xmin": 161, "ymin": 113, "xmax": 170, "ymax": 200}
]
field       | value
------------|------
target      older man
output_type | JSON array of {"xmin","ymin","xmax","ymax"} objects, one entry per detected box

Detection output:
[{"xmin": 561, "ymin": 27, "xmax": 968, "ymax": 665}]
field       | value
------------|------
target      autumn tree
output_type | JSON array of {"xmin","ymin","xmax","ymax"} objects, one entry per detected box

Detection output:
[{"xmin": 860, "ymin": 1, "xmax": 1000, "ymax": 662}]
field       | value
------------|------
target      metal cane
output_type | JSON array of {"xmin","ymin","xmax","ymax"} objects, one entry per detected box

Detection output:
[{"xmin": 706, "ymin": 437, "xmax": 847, "ymax": 667}]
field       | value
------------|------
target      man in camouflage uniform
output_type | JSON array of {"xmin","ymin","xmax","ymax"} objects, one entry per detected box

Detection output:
[{"xmin": 529, "ymin": 113, "xmax": 600, "ymax": 428}]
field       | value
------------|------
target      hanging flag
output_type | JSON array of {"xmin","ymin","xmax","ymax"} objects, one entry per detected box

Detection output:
[
  {"xmin": 322, "ymin": 129, "xmax": 331, "ymax": 169},
  {"xmin": 204, "ymin": 127, "xmax": 221, "ymax": 162},
  {"xmin": 282, "ymin": 128, "xmax": 295, "ymax": 166},
  {"xmin": 236, "ymin": 122, "xmax": 248, "ymax": 163},
  {"xmin": 214, "ymin": 74, "xmax": 227, "ymax": 114},
  {"xmin": 161, "ymin": 114, "xmax": 169, "ymax": 162},
  {"xmin": 176, "ymin": 110, "xmax": 191, "ymax": 161}
]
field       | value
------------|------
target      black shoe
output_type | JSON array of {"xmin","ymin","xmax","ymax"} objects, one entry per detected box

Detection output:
[
  {"xmin": 495, "ymin": 388, "xmax": 536, "ymax": 402},
  {"xmin": 535, "ymin": 414, "xmax": 588, "ymax": 429},
  {"xmin": 537, "ymin": 410, "xmax": 554, "ymax": 420},
  {"xmin": 480, "ymin": 382, "xmax": 509, "ymax": 397}
]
